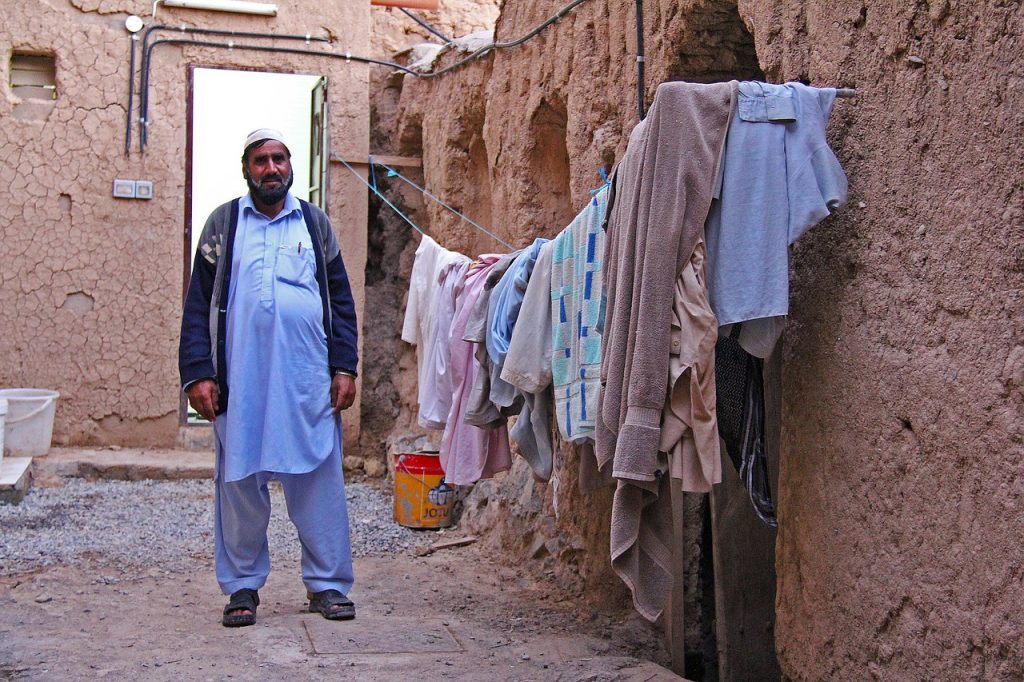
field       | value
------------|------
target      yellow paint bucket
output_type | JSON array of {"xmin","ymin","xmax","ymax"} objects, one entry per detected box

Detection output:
[{"xmin": 393, "ymin": 451, "xmax": 454, "ymax": 529}]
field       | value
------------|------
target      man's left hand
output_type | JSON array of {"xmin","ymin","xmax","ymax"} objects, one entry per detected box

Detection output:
[{"xmin": 331, "ymin": 373, "xmax": 356, "ymax": 414}]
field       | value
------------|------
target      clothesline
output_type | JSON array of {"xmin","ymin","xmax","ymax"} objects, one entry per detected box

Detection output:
[
  {"xmin": 398, "ymin": 80, "xmax": 851, "ymax": 622},
  {"xmin": 376, "ymin": 161, "xmax": 514, "ymax": 250},
  {"xmin": 333, "ymin": 153, "xmax": 429, "ymax": 240},
  {"xmin": 334, "ymin": 82, "xmax": 856, "ymax": 257},
  {"xmin": 332, "ymin": 152, "xmax": 514, "ymax": 251}
]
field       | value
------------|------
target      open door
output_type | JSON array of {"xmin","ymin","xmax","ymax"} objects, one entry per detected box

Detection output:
[
  {"xmin": 309, "ymin": 76, "xmax": 329, "ymax": 210},
  {"xmin": 183, "ymin": 67, "xmax": 324, "ymax": 426}
]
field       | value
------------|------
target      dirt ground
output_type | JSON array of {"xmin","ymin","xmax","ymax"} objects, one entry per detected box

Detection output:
[{"xmin": 0, "ymin": 467, "xmax": 680, "ymax": 681}]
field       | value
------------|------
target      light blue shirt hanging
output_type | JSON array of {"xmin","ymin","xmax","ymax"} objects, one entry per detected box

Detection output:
[
  {"xmin": 704, "ymin": 81, "xmax": 848, "ymax": 356},
  {"xmin": 216, "ymin": 192, "xmax": 338, "ymax": 482}
]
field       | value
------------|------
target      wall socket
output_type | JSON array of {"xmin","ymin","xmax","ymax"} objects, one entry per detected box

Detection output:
[{"xmin": 112, "ymin": 179, "xmax": 154, "ymax": 200}]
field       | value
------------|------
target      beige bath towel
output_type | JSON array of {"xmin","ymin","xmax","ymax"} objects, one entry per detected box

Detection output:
[{"xmin": 599, "ymin": 80, "xmax": 736, "ymax": 621}]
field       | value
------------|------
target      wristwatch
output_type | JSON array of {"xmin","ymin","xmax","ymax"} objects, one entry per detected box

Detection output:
[{"xmin": 333, "ymin": 369, "xmax": 356, "ymax": 378}]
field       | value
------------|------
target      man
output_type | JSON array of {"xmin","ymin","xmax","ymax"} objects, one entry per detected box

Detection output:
[{"xmin": 179, "ymin": 128, "xmax": 359, "ymax": 627}]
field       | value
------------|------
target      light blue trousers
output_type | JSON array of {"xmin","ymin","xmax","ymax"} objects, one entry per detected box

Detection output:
[{"xmin": 213, "ymin": 446, "xmax": 354, "ymax": 596}]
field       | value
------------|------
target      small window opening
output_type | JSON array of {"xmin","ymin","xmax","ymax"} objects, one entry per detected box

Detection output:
[{"xmin": 10, "ymin": 53, "xmax": 56, "ymax": 100}]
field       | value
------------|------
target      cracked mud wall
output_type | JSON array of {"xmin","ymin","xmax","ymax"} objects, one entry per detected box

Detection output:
[
  {"xmin": 0, "ymin": 1, "xmax": 369, "ymax": 449},
  {"xmin": 735, "ymin": 1, "xmax": 1024, "ymax": 678},
  {"xmin": 381, "ymin": 0, "xmax": 1024, "ymax": 678}
]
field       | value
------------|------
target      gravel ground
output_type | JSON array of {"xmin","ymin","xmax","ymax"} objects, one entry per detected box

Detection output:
[{"xmin": 0, "ymin": 478, "xmax": 435, "ymax": 577}]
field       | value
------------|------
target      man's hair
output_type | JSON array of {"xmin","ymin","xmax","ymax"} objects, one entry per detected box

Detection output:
[{"xmin": 241, "ymin": 138, "xmax": 292, "ymax": 166}]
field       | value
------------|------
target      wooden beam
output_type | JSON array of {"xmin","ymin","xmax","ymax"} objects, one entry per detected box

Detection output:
[
  {"xmin": 665, "ymin": 480, "xmax": 687, "ymax": 677},
  {"xmin": 330, "ymin": 154, "xmax": 422, "ymax": 168}
]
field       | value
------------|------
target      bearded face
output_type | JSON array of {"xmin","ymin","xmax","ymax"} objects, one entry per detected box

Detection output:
[
  {"xmin": 242, "ymin": 140, "xmax": 294, "ymax": 205},
  {"xmin": 245, "ymin": 165, "xmax": 294, "ymax": 205}
]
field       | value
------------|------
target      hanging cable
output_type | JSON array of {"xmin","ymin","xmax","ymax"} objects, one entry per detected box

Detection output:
[
  {"xmin": 418, "ymin": 0, "xmax": 593, "ymax": 79},
  {"xmin": 125, "ymin": 33, "xmax": 138, "ymax": 156},
  {"xmin": 333, "ymin": 154, "xmax": 428, "ymax": 240},
  {"xmin": 635, "ymin": 0, "xmax": 646, "ymax": 120},
  {"xmin": 135, "ymin": 0, "xmax": 600, "ymax": 151},
  {"xmin": 139, "ymin": 38, "xmax": 420, "ymax": 151},
  {"xmin": 374, "ymin": 160, "xmax": 513, "ymax": 250},
  {"xmin": 399, "ymin": 8, "xmax": 453, "ymax": 44},
  {"xmin": 136, "ymin": 24, "xmax": 332, "ymax": 150}
]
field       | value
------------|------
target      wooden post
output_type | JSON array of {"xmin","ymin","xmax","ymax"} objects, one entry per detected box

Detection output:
[{"xmin": 665, "ymin": 479, "xmax": 687, "ymax": 677}]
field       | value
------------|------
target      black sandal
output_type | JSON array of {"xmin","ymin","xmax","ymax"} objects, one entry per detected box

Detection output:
[
  {"xmin": 308, "ymin": 589, "xmax": 355, "ymax": 620},
  {"xmin": 222, "ymin": 588, "xmax": 259, "ymax": 627}
]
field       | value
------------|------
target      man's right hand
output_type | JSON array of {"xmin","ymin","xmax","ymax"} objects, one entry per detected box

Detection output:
[{"xmin": 187, "ymin": 379, "xmax": 219, "ymax": 422}]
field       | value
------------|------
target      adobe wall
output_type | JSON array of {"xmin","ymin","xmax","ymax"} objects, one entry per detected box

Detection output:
[
  {"xmin": 379, "ymin": 0, "xmax": 1024, "ymax": 678},
  {"xmin": 0, "ymin": 1, "xmax": 369, "ymax": 450},
  {"xmin": 737, "ymin": 1, "xmax": 1024, "ymax": 678}
]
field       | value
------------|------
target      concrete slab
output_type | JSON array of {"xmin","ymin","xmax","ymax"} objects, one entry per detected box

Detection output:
[
  {"xmin": 0, "ymin": 456, "xmax": 33, "ymax": 504},
  {"xmin": 303, "ymin": 614, "xmax": 462, "ymax": 655},
  {"xmin": 32, "ymin": 447, "xmax": 213, "ymax": 484}
]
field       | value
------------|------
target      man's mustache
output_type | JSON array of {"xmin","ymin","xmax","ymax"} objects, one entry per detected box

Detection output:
[{"xmin": 258, "ymin": 174, "xmax": 284, "ymax": 185}]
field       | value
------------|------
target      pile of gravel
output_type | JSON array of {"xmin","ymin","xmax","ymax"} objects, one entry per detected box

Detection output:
[{"xmin": 0, "ymin": 478, "xmax": 435, "ymax": 577}]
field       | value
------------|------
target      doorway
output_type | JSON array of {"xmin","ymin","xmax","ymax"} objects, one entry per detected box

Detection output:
[{"xmin": 183, "ymin": 67, "xmax": 328, "ymax": 424}]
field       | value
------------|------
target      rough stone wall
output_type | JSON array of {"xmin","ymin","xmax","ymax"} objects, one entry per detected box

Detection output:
[
  {"xmin": 381, "ymin": 0, "xmax": 1024, "ymax": 678},
  {"xmin": 0, "ymin": 1, "xmax": 369, "ymax": 450},
  {"xmin": 734, "ymin": 1, "xmax": 1024, "ymax": 678}
]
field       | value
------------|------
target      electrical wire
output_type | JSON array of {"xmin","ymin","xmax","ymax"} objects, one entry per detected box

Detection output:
[
  {"xmin": 125, "ymin": 34, "xmax": 138, "ymax": 156},
  {"xmin": 399, "ymin": 8, "xmax": 452, "ymax": 44},
  {"xmin": 137, "ymin": 24, "xmax": 331, "ymax": 150},
  {"xmin": 635, "ymin": 0, "xmax": 645, "ymax": 120},
  {"xmin": 416, "ymin": 0, "xmax": 593, "ymax": 79},
  {"xmin": 133, "ymin": 0, "xmax": 606, "ymax": 151}
]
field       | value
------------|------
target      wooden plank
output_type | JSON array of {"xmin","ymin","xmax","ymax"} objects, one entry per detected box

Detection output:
[
  {"xmin": 664, "ymin": 480, "xmax": 687, "ymax": 676},
  {"xmin": 330, "ymin": 154, "xmax": 422, "ymax": 168},
  {"xmin": 415, "ymin": 535, "xmax": 477, "ymax": 556},
  {"xmin": 371, "ymin": 0, "xmax": 439, "ymax": 9},
  {"xmin": 710, "ymin": 351, "xmax": 783, "ymax": 681}
]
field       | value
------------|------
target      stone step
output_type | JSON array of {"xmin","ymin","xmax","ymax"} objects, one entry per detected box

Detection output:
[
  {"xmin": 0, "ymin": 456, "xmax": 33, "ymax": 504},
  {"xmin": 31, "ymin": 447, "xmax": 214, "ymax": 485}
]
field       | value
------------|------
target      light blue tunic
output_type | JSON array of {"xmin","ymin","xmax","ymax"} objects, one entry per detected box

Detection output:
[
  {"xmin": 704, "ymin": 81, "xmax": 848, "ymax": 356},
  {"xmin": 215, "ymin": 193, "xmax": 337, "ymax": 482}
]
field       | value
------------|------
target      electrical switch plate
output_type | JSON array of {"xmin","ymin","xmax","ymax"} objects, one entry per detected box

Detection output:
[
  {"xmin": 112, "ymin": 179, "xmax": 136, "ymax": 199},
  {"xmin": 135, "ymin": 180, "xmax": 153, "ymax": 199}
]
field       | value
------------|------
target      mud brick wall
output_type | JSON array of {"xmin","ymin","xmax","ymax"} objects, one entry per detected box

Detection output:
[
  {"xmin": 0, "ymin": 0, "xmax": 369, "ymax": 450},
  {"xmin": 375, "ymin": 0, "xmax": 1024, "ymax": 677}
]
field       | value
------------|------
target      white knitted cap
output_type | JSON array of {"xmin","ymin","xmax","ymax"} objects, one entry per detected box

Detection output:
[{"xmin": 243, "ymin": 128, "xmax": 290, "ymax": 154}]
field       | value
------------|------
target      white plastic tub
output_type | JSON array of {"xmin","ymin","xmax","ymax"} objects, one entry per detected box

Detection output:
[{"xmin": 0, "ymin": 389, "xmax": 59, "ymax": 457}]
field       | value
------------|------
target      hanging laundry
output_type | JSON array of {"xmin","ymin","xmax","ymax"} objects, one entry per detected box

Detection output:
[
  {"xmin": 439, "ymin": 256, "xmax": 512, "ymax": 485},
  {"xmin": 463, "ymin": 249, "xmax": 524, "ymax": 428},
  {"xmin": 715, "ymin": 326, "xmax": 775, "ymax": 526},
  {"xmin": 598, "ymin": 80, "xmax": 737, "ymax": 623},
  {"xmin": 550, "ymin": 187, "xmax": 608, "ymax": 442},
  {"xmin": 485, "ymin": 238, "xmax": 549, "ymax": 408},
  {"xmin": 402, "ymin": 235, "xmax": 472, "ymax": 430},
  {"xmin": 705, "ymin": 81, "xmax": 849, "ymax": 358},
  {"xmin": 660, "ymin": 236, "xmax": 721, "ymax": 494},
  {"xmin": 501, "ymin": 240, "xmax": 557, "ymax": 481},
  {"xmin": 706, "ymin": 81, "xmax": 848, "ymax": 527}
]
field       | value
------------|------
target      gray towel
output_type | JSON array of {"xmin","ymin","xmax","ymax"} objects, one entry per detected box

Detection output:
[{"xmin": 598, "ymin": 80, "xmax": 737, "ymax": 621}]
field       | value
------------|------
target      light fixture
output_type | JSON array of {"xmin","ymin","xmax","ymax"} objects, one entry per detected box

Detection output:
[{"xmin": 152, "ymin": 0, "xmax": 278, "ymax": 20}]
